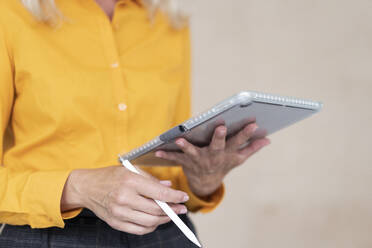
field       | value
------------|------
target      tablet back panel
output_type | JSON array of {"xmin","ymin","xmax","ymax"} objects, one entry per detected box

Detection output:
[
  {"xmin": 143, "ymin": 102, "xmax": 317, "ymax": 153},
  {"xmin": 120, "ymin": 91, "xmax": 322, "ymax": 166}
]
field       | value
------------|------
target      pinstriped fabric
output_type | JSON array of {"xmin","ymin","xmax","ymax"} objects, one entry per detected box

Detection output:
[{"xmin": 0, "ymin": 210, "xmax": 199, "ymax": 248}]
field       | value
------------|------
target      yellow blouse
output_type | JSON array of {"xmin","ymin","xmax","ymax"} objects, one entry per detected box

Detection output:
[{"xmin": 0, "ymin": 0, "xmax": 224, "ymax": 228}]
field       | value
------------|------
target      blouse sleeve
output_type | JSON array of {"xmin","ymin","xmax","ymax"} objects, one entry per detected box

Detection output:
[{"xmin": 0, "ymin": 26, "xmax": 77, "ymax": 228}]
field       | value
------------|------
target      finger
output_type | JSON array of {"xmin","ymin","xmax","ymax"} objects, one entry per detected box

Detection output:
[
  {"xmin": 109, "ymin": 204, "xmax": 171, "ymax": 228},
  {"xmin": 167, "ymin": 203, "xmax": 188, "ymax": 215},
  {"xmin": 126, "ymin": 209, "xmax": 171, "ymax": 228},
  {"xmin": 131, "ymin": 195, "xmax": 187, "ymax": 216},
  {"xmin": 159, "ymin": 180, "xmax": 172, "ymax": 187},
  {"xmin": 135, "ymin": 166, "xmax": 159, "ymax": 181},
  {"xmin": 227, "ymin": 123, "xmax": 258, "ymax": 150},
  {"xmin": 238, "ymin": 138, "xmax": 270, "ymax": 159},
  {"xmin": 109, "ymin": 219, "xmax": 157, "ymax": 235},
  {"xmin": 134, "ymin": 176, "xmax": 189, "ymax": 204},
  {"xmin": 209, "ymin": 125, "xmax": 227, "ymax": 151},
  {"xmin": 155, "ymin": 150, "xmax": 186, "ymax": 165},
  {"xmin": 175, "ymin": 138, "xmax": 200, "ymax": 160},
  {"xmin": 136, "ymin": 169, "xmax": 173, "ymax": 188},
  {"xmin": 133, "ymin": 168, "xmax": 177, "ymax": 191}
]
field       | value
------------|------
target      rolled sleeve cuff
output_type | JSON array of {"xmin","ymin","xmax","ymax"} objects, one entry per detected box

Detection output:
[
  {"xmin": 61, "ymin": 208, "xmax": 82, "ymax": 220},
  {"xmin": 23, "ymin": 169, "xmax": 75, "ymax": 228},
  {"xmin": 178, "ymin": 173, "xmax": 225, "ymax": 213}
]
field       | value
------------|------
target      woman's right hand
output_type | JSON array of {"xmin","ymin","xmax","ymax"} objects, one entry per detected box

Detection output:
[{"xmin": 61, "ymin": 166, "xmax": 189, "ymax": 235}]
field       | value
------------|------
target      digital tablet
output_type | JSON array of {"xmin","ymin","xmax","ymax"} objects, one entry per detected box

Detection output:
[{"xmin": 118, "ymin": 91, "xmax": 322, "ymax": 166}]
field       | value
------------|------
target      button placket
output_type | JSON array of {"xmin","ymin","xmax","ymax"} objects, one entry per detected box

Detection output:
[
  {"xmin": 111, "ymin": 62, "xmax": 119, "ymax": 68},
  {"xmin": 98, "ymin": 17, "xmax": 129, "ymax": 153},
  {"xmin": 118, "ymin": 103, "xmax": 127, "ymax": 111}
]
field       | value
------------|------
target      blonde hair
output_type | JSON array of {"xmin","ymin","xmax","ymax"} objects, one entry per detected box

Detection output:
[{"xmin": 20, "ymin": 0, "xmax": 188, "ymax": 28}]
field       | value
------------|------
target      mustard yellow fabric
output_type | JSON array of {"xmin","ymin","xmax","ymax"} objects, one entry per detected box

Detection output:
[{"xmin": 0, "ymin": 0, "xmax": 224, "ymax": 229}]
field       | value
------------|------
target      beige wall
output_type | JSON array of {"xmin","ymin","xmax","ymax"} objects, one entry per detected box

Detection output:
[{"xmin": 188, "ymin": 0, "xmax": 372, "ymax": 247}]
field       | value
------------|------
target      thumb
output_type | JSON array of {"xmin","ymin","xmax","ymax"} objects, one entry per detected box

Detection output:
[
  {"xmin": 159, "ymin": 180, "xmax": 172, "ymax": 187},
  {"xmin": 135, "ymin": 166, "xmax": 170, "ymax": 186}
]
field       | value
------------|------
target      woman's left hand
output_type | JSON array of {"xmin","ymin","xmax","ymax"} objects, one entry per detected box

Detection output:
[{"xmin": 154, "ymin": 122, "xmax": 271, "ymax": 197}]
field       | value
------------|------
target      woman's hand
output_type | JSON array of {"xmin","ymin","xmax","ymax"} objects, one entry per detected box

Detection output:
[
  {"xmin": 154, "ymin": 123, "xmax": 270, "ymax": 197},
  {"xmin": 61, "ymin": 166, "xmax": 189, "ymax": 235}
]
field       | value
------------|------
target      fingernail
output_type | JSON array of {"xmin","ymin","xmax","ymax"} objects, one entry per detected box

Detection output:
[
  {"xmin": 176, "ymin": 140, "xmax": 184, "ymax": 147},
  {"xmin": 219, "ymin": 127, "xmax": 226, "ymax": 135},
  {"xmin": 252, "ymin": 124, "xmax": 258, "ymax": 132},
  {"xmin": 155, "ymin": 151, "xmax": 162, "ymax": 158},
  {"xmin": 180, "ymin": 207, "xmax": 188, "ymax": 214},
  {"xmin": 160, "ymin": 180, "xmax": 172, "ymax": 186},
  {"xmin": 183, "ymin": 194, "xmax": 189, "ymax": 202}
]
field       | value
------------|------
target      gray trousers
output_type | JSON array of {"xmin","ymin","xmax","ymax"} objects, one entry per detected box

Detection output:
[{"xmin": 0, "ymin": 209, "xmax": 199, "ymax": 247}]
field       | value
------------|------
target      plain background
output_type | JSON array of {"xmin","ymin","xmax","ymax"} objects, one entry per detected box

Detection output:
[{"xmin": 187, "ymin": 0, "xmax": 372, "ymax": 247}]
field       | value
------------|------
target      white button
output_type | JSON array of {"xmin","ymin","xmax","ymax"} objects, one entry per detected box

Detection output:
[
  {"xmin": 118, "ymin": 103, "xmax": 127, "ymax": 111},
  {"xmin": 111, "ymin": 62, "xmax": 119, "ymax": 68}
]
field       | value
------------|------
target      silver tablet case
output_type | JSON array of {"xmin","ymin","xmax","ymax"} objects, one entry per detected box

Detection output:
[{"xmin": 118, "ymin": 91, "xmax": 322, "ymax": 166}]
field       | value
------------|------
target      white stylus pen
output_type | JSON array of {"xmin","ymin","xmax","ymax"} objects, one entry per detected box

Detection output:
[{"xmin": 119, "ymin": 158, "xmax": 202, "ymax": 247}]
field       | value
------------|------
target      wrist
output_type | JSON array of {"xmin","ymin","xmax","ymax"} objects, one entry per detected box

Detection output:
[
  {"xmin": 61, "ymin": 169, "xmax": 85, "ymax": 212},
  {"xmin": 186, "ymin": 172, "xmax": 224, "ymax": 197}
]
